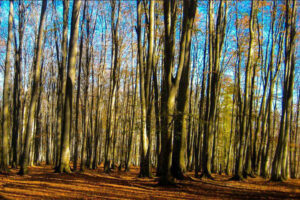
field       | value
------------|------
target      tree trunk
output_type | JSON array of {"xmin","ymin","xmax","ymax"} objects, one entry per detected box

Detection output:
[
  {"xmin": 12, "ymin": 0, "xmax": 25, "ymax": 169},
  {"xmin": 136, "ymin": 0, "xmax": 153, "ymax": 178},
  {"xmin": 159, "ymin": 0, "xmax": 197, "ymax": 185},
  {"xmin": 202, "ymin": 0, "xmax": 226, "ymax": 179},
  {"xmin": 104, "ymin": 0, "xmax": 121, "ymax": 173},
  {"xmin": 1, "ymin": 0, "xmax": 13, "ymax": 173},
  {"xmin": 80, "ymin": 6, "xmax": 92, "ymax": 171},
  {"xmin": 171, "ymin": 0, "xmax": 196, "ymax": 180},
  {"xmin": 19, "ymin": 0, "xmax": 47, "ymax": 175},
  {"xmin": 232, "ymin": 0, "xmax": 255, "ymax": 181},
  {"xmin": 262, "ymin": 1, "xmax": 283, "ymax": 178},
  {"xmin": 34, "ymin": 58, "xmax": 45, "ymax": 166},
  {"xmin": 125, "ymin": 55, "xmax": 138, "ymax": 172},
  {"xmin": 271, "ymin": 0, "xmax": 296, "ymax": 181},
  {"xmin": 58, "ymin": 0, "xmax": 81, "ymax": 173},
  {"xmin": 74, "ymin": 0, "xmax": 87, "ymax": 171}
]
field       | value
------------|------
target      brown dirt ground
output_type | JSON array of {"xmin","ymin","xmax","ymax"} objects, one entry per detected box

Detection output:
[{"xmin": 0, "ymin": 164, "xmax": 299, "ymax": 200}]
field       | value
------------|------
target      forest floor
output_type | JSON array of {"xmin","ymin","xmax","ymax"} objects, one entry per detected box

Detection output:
[{"xmin": 0, "ymin": 164, "xmax": 299, "ymax": 200}]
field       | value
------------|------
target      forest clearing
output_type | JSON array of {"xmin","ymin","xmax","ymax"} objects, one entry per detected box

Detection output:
[{"xmin": 0, "ymin": 164, "xmax": 299, "ymax": 199}]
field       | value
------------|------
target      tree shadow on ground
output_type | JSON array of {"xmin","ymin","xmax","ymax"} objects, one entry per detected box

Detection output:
[{"xmin": 0, "ymin": 166, "xmax": 299, "ymax": 199}]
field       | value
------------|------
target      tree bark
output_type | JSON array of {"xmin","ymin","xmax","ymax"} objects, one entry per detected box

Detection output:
[
  {"xmin": 159, "ymin": 0, "xmax": 197, "ymax": 185},
  {"xmin": 232, "ymin": 0, "xmax": 255, "ymax": 181},
  {"xmin": 136, "ymin": 0, "xmax": 154, "ymax": 178},
  {"xmin": 104, "ymin": 0, "xmax": 121, "ymax": 173},
  {"xmin": 19, "ymin": 0, "xmax": 47, "ymax": 175},
  {"xmin": 171, "ymin": 0, "xmax": 197, "ymax": 180},
  {"xmin": 58, "ymin": 0, "xmax": 81, "ymax": 173},
  {"xmin": 74, "ymin": 0, "xmax": 87, "ymax": 171},
  {"xmin": 202, "ymin": 0, "xmax": 226, "ymax": 179},
  {"xmin": 12, "ymin": 0, "xmax": 25, "ymax": 169},
  {"xmin": 1, "ymin": 0, "xmax": 13, "ymax": 173},
  {"xmin": 271, "ymin": 0, "xmax": 296, "ymax": 181}
]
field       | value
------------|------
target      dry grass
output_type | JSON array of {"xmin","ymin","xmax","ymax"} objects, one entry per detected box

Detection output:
[{"xmin": 0, "ymin": 164, "xmax": 299, "ymax": 199}]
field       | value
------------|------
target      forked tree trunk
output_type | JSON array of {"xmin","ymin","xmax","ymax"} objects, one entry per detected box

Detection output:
[
  {"xmin": 171, "ymin": 0, "xmax": 197, "ymax": 180},
  {"xmin": 159, "ymin": 0, "xmax": 197, "ymax": 185}
]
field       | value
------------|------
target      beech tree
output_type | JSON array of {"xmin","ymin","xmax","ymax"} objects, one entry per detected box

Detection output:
[
  {"xmin": 55, "ymin": 0, "xmax": 69, "ymax": 172},
  {"xmin": 159, "ymin": 0, "xmax": 197, "ymax": 184},
  {"xmin": 201, "ymin": 0, "xmax": 227, "ymax": 179},
  {"xmin": 12, "ymin": 0, "xmax": 26, "ymax": 169},
  {"xmin": 19, "ymin": 0, "xmax": 47, "ymax": 175},
  {"xmin": 1, "ymin": 0, "xmax": 13, "ymax": 173},
  {"xmin": 171, "ymin": 0, "xmax": 197, "ymax": 180},
  {"xmin": 271, "ymin": 0, "xmax": 297, "ymax": 181},
  {"xmin": 57, "ymin": 0, "xmax": 81, "ymax": 173},
  {"xmin": 104, "ymin": 0, "xmax": 121, "ymax": 173}
]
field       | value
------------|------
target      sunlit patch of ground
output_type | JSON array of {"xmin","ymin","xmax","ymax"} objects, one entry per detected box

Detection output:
[{"xmin": 0, "ymin": 164, "xmax": 299, "ymax": 199}]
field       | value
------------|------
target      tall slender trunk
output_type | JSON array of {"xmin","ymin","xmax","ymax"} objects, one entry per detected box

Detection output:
[
  {"xmin": 74, "ymin": 0, "xmax": 87, "ymax": 171},
  {"xmin": 262, "ymin": 1, "xmax": 283, "ymax": 178},
  {"xmin": 80, "ymin": 7, "xmax": 92, "ymax": 171},
  {"xmin": 125, "ymin": 42, "xmax": 138, "ymax": 171},
  {"xmin": 136, "ymin": 0, "xmax": 154, "ymax": 178},
  {"xmin": 202, "ymin": 0, "xmax": 226, "ymax": 179},
  {"xmin": 58, "ymin": 0, "xmax": 81, "ymax": 173},
  {"xmin": 104, "ymin": 0, "xmax": 121, "ymax": 173},
  {"xmin": 153, "ymin": 54, "xmax": 161, "ymax": 174},
  {"xmin": 271, "ymin": 0, "xmax": 296, "ymax": 181},
  {"xmin": 12, "ymin": 0, "xmax": 25, "ymax": 169},
  {"xmin": 171, "ymin": 0, "xmax": 196, "ymax": 179},
  {"xmin": 34, "ymin": 58, "xmax": 45, "ymax": 165},
  {"xmin": 54, "ymin": 0, "xmax": 69, "ymax": 170},
  {"xmin": 93, "ymin": 42, "xmax": 105, "ymax": 170},
  {"xmin": 232, "ymin": 0, "xmax": 255, "ymax": 181},
  {"xmin": 195, "ymin": 22, "xmax": 208, "ymax": 177},
  {"xmin": 1, "ymin": 0, "xmax": 13, "ymax": 173},
  {"xmin": 88, "ymin": 57, "xmax": 95, "ymax": 169},
  {"xmin": 19, "ymin": 0, "xmax": 47, "ymax": 175}
]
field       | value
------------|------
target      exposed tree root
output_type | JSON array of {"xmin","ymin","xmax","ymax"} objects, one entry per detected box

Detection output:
[{"xmin": 199, "ymin": 172, "xmax": 214, "ymax": 180}]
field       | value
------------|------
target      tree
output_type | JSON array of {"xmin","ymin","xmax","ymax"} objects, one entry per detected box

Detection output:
[
  {"xmin": 74, "ymin": 0, "xmax": 87, "ymax": 171},
  {"xmin": 12, "ymin": 0, "xmax": 26, "ymax": 169},
  {"xmin": 159, "ymin": 0, "xmax": 197, "ymax": 185},
  {"xmin": 136, "ymin": 0, "xmax": 155, "ymax": 178},
  {"xmin": 55, "ymin": 0, "xmax": 69, "ymax": 171},
  {"xmin": 171, "ymin": 0, "xmax": 197, "ymax": 180},
  {"xmin": 201, "ymin": 0, "xmax": 227, "ymax": 179},
  {"xmin": 271, "ymin": 0, "xmax": 297, "ymax": 181},
  {"xmin": 1, "ymin": 0, "xmax": 14, "ymax": 173},
  {"xmin": 125, "ymin": 25, "xmax": 138, "ymax": 171},
  {"xmin": 19, "ymin": 0, "xmax": 47, "ymax": 175},
  {"xmin": 231, "ymin": 0, "xmax": 256, "ymax": 181},
  {"xmin": 195, "ymin": 17, "xmax": 208, "ymax": 177},
  {"xmin": 104, "ymin": 0, "xmax": 121, "ymax": 173},
  {"xmin": 58, "ymin": 0, "xmax": 81, "ymax": 173},
  {"xmin": 261, "ymin": 0, "xmax": 283, "ymax": 178}
]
